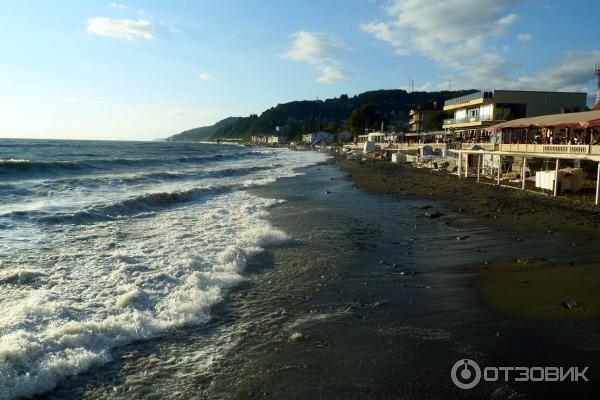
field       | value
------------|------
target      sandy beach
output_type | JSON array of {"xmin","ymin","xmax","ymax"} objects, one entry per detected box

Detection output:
[
  {"xmin": 338, "ymin": 158, "xmax": 600, "ymax": 321},
  {"xmin": 199, "ymin": 160, "xmax": 600, "ymax": 399}
]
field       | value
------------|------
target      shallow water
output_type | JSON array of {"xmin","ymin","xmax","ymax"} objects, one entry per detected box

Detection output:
[{"xmin": 0, "ymin": 140, "xmax": 327, "ymax": 399}]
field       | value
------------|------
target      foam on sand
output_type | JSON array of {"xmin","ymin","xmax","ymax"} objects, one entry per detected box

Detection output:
[{"xmin": 0, "ymin": 148, "xmax": 328, "ymax": 399}]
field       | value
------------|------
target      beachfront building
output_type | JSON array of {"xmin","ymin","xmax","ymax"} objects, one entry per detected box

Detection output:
[
  {"xmin": 486, "ymin": 109, "xmax": 600, "ymax": 154},
  {"xmin": 250, "ymin": 136, "xmax": 264, "ymax": 144},
  {"xmin": 356, "ymin": 131, "xmax": 400, "ymax": 144},
  {"xmin": 443, "ymin": 90, "xmax": 587, "ymax": 142},
  {"xmin": 409, "ymin": 99, "xmax": 443, "ymax": 132},
  {"xmin": 452, "ymin": 109, "xmax": 600, "ymax": 204},
  {"xmin": 302, "ymin": 131, "xmax": 335, "ymax": 145},
  {"xmin": 267, "ymin": 136, "xmax": 287, "ymax": 145}
]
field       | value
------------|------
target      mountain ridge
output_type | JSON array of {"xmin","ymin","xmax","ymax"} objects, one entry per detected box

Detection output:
[{"xmin": 167, "ymin": 89, "xmax": 476, "ymax": 141}]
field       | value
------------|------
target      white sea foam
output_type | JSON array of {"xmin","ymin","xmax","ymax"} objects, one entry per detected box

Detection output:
[{"xmin": 0, "ymin": 148, "xmax": 328, "ymax": 399}]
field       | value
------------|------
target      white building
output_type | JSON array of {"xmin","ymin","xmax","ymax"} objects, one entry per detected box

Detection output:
[
  {"xmin": 267, "ymin": 136, "xmax": 287, "ymax": 145},
  {"xmin": 302, "ymin": 131, "xmax": 335, "ymax": 145}
]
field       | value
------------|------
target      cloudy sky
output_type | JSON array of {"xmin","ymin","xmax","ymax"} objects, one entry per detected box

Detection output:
[{"xmin": 1, "ymin": 0, "xmax": 599, "ymax": 140}]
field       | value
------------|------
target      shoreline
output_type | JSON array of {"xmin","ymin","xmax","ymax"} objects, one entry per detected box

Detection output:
[
  {"xmin": 203, "ymin": 160, "xmax": 600, "ymax": 399},
  {"xmin": 336, "ymin": 158, "xmax": 600, "ymax": 321},
  {"xmin": 40, "ymin": 157, "xmax": 600, "ymax": 399}
]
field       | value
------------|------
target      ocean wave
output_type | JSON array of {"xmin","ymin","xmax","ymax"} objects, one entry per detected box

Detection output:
[
  {"xmin": 0, "ymin": 208, "xmax": 290, "ymax": 399},
  {"xmin": 42, "ymin": 164, "xmax": 281, "ymax": 189},
  {"xmin": 0, "ymin": 269, "xmax": 46, "ymax": 286},
  {"xmin": 0, "ymin": 151, "xmax": 266, "ymax": 181},
  {"xmin": 0, "ymin": 145, "xmax": 330, "ymax": 399},
  {"xmin": 36, "ymin": 185, "xmax": 230, "ymax": 224},
  {"xmin": 3, "ymin": 165, "xmax": 285, "ymax": 225}
]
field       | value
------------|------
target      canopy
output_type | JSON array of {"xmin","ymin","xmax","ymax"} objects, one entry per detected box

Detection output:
[
  {"xmin": 404, "ymin": 130, "xmax": 450, "ymax": 137},
  {"xmin": 485, "ymin": 110, "xmax": 600, "ymax": 131}
]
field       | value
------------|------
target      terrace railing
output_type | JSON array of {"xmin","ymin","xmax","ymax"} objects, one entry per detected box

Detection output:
[
  {"xmin": 461, "ymin": 143, "xmax": 497, "ymax": 151},
  {"xmin": 589, "ymin": 145, "xmax": 600, "ymax": 155},
  {"xmin": 499, "ymin": 144, "xmax": 589, "ymax": 154},
  {"xmin": 443, "ymin": 115, "xmax": 494, "ymax": 125}
]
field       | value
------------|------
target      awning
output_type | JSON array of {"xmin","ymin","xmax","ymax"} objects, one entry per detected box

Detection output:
[
  {"xmin": 485, "ymin": 110, "xmax": 600, "ymax": 131},
  {"xmin": 404, "ymin": 131, "xmax": 450, "ymax": 137}
]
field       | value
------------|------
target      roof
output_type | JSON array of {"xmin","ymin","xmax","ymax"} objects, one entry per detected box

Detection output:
[
  {"xmin": 404, "ymin": 130, "xmax": 450, "ymax": 137},
  {"xmin": 485, "ymin": 109, "xmax": 600, "ymax": 131},
  {"xmin": 411, "ymin": 99, "xmax": 443, "ymax": 112}
]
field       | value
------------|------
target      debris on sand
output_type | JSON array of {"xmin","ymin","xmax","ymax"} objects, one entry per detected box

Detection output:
[
  {"xmin": 563, "ymin": 301, "xmax": 580, "ymax": 309},
  {"xmin": 424, "ymin": 211, "xmax": 442, "ymax": 219},
  {"xmin": 289, "ymin": 332, "xmax": 304, "ymax": 342}
]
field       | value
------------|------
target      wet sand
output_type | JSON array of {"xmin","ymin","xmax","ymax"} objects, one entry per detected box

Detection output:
[
  {"xmin": 203, "ymin": 161, "xmax": 600, "ymax": 399},
  {"xmin": 338, "ymin": 159, "xmax": 600, "ymax": 322}
]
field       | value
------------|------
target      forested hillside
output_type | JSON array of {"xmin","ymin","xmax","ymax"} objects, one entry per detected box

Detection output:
[{"xmin": 167, "ymin": 89, "xmax": 475, "ymax": 141}]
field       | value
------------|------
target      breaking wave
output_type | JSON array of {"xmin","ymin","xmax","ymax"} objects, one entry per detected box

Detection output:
[
  {"xmin": 0, "ymin": 151, "xmax": 265, "ymax": 181},
  {"xmin": 0, "ymin": 141, "xmax": 330, "ymax": 399}
]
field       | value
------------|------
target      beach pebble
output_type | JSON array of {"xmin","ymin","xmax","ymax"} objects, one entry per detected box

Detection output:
[
  {"xmin": 289, "ymin": 332, "xmax": 304, "ymax": 342},
  {"xmin": 371, "ymin": 301, "xmax": 385, "ymax": 310},
  {"xmin": 563, "ymin": 301, "xmax": 580, "ymax": 309},
  {"xmin": 515, "ymin": 257, "xmax": 532, "ymax": 265}
]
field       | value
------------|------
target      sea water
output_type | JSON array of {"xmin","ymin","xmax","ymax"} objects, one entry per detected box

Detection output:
[{"xmin": 0, "ymin": 139, "xmax": 327, "ymax": 399}]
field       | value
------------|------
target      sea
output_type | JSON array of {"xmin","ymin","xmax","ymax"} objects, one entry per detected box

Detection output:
[{"xmin": 0, "ymin": 139, "xmax": 328, "ymax": 399}]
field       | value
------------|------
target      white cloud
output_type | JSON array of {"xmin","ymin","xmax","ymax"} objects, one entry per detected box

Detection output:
[
  {"xmin": 198, "ymin": 72, "xmax": 215, "ymax": 81},
  {"xmin": 360, "ymin": 21, "xmax": 407, "ymax": 54},
  {"xmin": 86, "ymin": 17, "xmax": 154, "ymax": 40},
  {"xmin": 514, "ymin": 51, "xmax": 600, "ymax": 92},
  {"xmin": 362, "ymin": 0, "xmax": 600, "ymax": 95},
  {"xmin": 282, "ymin": 31, "xmax": 346, "ymax": 84},
  {"xmin": 517, "ymin": 33, "xmax": 532, "ymax": 42},
  {"xmin": 282, "ymin": 31, "xmax": 344, "ymax": 65},
  {"xmin": 358, "ymin": 0, "xmax": 588, "ymax": 90},
  {"xmin": 362, "ymin": 0, "xmax": 522, "ymax": 65},
  {"xmin": 496, "ymin": 13, "xmax": 519, "ymax": 27},
  {"xmin": 317, "ymin": 66, "xmax": 345, "ymax": 84},
  {"xmin": 109, "ymin": 3, "xmax": 127, "ymax": 9}
]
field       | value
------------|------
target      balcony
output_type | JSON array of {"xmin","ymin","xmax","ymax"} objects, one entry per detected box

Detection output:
[{"xmin": 443, "ymin": 115, "xmax": 494, "ymax": 126}]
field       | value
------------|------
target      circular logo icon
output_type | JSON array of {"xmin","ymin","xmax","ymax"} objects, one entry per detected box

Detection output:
[{"xmin": 451, "ymin": 359, "xmax": 481, "ymax": 390}]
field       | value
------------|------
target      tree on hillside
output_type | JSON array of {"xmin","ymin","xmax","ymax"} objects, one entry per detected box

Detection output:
[
  {"xmin": 324, "ymin": 121, "xmax": 337, "ymax": 133},
  {"xmin": 347, "ymin": 103, "xmax": 382, "ymax": 135}
]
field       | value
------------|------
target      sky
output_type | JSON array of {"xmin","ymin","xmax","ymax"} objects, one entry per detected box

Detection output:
[{"xmin": 1, "ymin": 0, "xmax": 600, "ymax": 140}]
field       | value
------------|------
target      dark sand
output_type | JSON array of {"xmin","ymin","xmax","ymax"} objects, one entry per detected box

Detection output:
[
  {"xmin": 202, "ymin": 161, "xmax": 600, "ymax": 399},
  {"xmin": 338, "ymin": 159, "xmax": 600, "ymax": 321}
]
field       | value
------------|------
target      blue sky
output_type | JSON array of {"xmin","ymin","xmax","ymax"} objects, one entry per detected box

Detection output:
[{"xmin": 1, "ymin": 0, "xmax": 599, "ymax": 140}]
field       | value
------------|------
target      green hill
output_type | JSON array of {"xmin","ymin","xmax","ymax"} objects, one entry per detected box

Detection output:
[
  {"xmin": 167, "ymin": 117, "xmax": 241, "ymax": 142},
  {"xmin": 167, "ymin": 89, "xmax": 475, "ymax": 142}
]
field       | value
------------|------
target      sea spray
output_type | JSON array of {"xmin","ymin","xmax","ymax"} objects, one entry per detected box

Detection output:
[{"xmin": 0, "ymin": 140, "xmax": 328, "ymax": 399}]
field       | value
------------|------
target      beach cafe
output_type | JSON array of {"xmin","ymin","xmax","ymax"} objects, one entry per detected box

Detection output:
[{"xmin": 454, "ymin": 109, "xmax": 600, "ymax": 205}]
